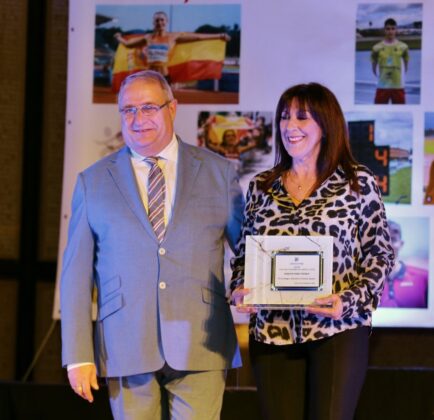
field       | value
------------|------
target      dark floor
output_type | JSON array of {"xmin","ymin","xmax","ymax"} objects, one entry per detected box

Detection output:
[{"xmin": 1, "ymin": 368, "xmax": 434, "ymax": 420}]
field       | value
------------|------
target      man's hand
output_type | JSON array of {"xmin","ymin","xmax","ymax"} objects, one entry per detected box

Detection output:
[
  {"xmin": 68, "ymin": 364, "xmax": 99, "ymax": 403},
  {"xmin": 305, "ymin": 294, "xmax": 343, "ymax": 320}
]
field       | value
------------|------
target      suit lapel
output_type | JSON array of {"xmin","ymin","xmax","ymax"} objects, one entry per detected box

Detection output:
[
  {"xmin": 107, "ymin": 146, "xmax": 157, "ymax": 241},
  {"xmin": 165, "ymin": 140, "xmax": 201, "ymax": 239}
]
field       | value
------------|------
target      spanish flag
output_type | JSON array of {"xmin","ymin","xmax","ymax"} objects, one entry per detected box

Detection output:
[
  {"xmin": 111, "ymin": 36, "xmax": 147, "ymax": 93},
  {"xmin": 168, "ymin": 39, "xmax": 226, "ymax": 83},
  {"xmin": 207, "ymin": 114, "xmax": 255, "ymax": 145}
]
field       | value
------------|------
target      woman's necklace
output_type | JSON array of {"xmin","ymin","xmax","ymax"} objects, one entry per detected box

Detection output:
[{"xmin": 283, "ymin": 170, "xmax": 317, "ymax": 205}]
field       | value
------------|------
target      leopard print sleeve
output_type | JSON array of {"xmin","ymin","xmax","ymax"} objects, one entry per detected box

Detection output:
[
  {"xmin": 229, "ymin": 176, "xmax": 259, "ymax": 294},
  {"xmin": 339, "ymin": 169, "xmax": 395, "ymax": 318}
]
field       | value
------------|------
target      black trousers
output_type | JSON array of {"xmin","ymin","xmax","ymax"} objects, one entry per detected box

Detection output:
[{"xmin": 249, "ymin": 327, "xmax": 370, "ymax": 420}]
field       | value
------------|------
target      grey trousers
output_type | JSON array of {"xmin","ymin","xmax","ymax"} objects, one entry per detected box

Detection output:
[{"xmin": 107, "ymin": 363, "xmax": 226, "ymax": 420}]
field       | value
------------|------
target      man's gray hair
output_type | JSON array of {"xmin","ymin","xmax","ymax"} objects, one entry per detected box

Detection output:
[{"xmin": 118, "ymin": 70, "xmax": 174, "ymax": 106}]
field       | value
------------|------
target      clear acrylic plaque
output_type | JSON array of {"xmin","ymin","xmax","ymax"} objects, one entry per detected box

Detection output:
[{"xmin": 243, "ymin": 235, "xmax": 334, "ymax": 308}]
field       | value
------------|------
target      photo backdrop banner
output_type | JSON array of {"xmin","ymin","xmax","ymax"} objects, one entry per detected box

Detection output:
[{"xmin": 53, "ymin": 0, "xmax": 434, "ymax": 327}]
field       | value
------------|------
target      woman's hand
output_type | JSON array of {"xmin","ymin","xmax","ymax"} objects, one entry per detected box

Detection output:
[
  {"xmin": 231, "ymin": 286, "xmax": 257, "ymax": 313},
  {"xmin": 305, "ymin": 294, "xmax": 343, "ymax": 320}
]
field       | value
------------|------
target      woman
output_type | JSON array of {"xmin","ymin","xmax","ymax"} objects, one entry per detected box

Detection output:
[
  {"xmin": 114, "ymin": 11, "xmax": 230, "ymax": 80},
  {"xmin": 231, "ymin": 83, "xmax": 394, "ymax": 420}
]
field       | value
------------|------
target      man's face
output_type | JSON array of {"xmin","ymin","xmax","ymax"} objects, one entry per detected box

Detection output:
[
  {"xmin": 119, "ymin": 79, "xmax": 177, "ymax": 156},
  {"xmin": 384, "ymin": 25, "xmax": 397, "ymax": 41}
]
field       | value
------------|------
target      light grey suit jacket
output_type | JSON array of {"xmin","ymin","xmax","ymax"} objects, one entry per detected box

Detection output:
[{"xmin": 60, "ymin": 139, "xmax": 244, "ymax": 377}]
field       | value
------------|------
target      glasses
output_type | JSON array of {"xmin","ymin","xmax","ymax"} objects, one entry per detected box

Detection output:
[{"xmin": 120, "ymin": 101, "xmax": 171, "ymax": 119}]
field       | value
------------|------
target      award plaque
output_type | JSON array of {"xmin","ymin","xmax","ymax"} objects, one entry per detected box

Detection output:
[{"xmin": 243, "ymin": 235, "xmax": 333, "ymax": 308}]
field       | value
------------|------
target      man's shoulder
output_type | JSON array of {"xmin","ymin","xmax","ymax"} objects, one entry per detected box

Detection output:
[
  {"xmin": 372, "ymin": 41, "xmax": 385, "ymax": 52},
  {"xmin": 81, "ymin": 147, "xmax": 127, "ymax": 175},
  {"xmin": 396, "ymin": 40, "xmax": 409, "ymax": 50},
  {"xmin": 180, "ymin": 141, "xmax": 230, "ymax": 165}
]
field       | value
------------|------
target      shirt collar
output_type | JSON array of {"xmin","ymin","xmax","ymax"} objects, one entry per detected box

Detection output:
[{"xmin": 129, "ymin": 133, "xmax": 178, "ymax": 163}]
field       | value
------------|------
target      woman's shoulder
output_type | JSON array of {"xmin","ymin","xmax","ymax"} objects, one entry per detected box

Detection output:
[
  {"xmin": 239, "ymin": 169, "xmax": 276, "ymax": 201},
  {"xmin": 353, "ymin": 163, "xmax": 374, "ymax": 177},
  {"xmin": 336, "ymin": 163, "xmax": 373, "ymax": 181},
  {"xmin": 353, "ymin": 164, "xmax": 377, "ymax": 184},
  {"xmin": 351, "ymin": 163, "xmax": 384, "ymax": 197},
  {"xmin": 334, "ymin": 163, "xmax": 374, "ymax": 182},
  {"xmin": 247, "ymin": 168, "xmax": 276, "ymax": 190},
  {"xmin": 334, "ymin": 164, "xmax": 380, "ymax": 197},
  {"xmin": 251, "ymin": 168, "xmax": 274, "ymax": 182}
]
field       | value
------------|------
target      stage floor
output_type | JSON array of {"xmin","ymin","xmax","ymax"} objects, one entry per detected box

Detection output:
[{"xmin": 1, "ymin": 368, "xmax": 434, "ymax": 420}]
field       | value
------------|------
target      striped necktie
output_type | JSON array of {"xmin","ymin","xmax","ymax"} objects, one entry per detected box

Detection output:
[{"xmin": 145, "ymin": 157, "xmax": 166, "ymax": 242}]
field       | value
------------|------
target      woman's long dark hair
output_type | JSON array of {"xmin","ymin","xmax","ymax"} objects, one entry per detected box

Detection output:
[{"xmin": 259, "ymin": 83, "xmax": 359, "ymax": 193}]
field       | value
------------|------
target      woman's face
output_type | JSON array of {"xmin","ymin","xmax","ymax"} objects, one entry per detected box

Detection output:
[
  {"xmin": 153, "ymin": 14, "xmax": 168, "ymax": 31},
  {"xmin": 280, "ymin": 100, "xmax": 323, "ymax": 164},
  {"xmin": 223, "ymin": 130, "xmax": 238, "ymax": 146}
]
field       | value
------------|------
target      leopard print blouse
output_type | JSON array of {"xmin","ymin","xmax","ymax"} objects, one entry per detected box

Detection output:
[{"xmin": 230, "ymin": 165, "xmax": 394, "ymax": 345}]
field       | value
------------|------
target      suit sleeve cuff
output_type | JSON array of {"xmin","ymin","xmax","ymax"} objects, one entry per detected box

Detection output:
[{"xmin": 67, "ymin": 362, "xmax": 95, "ymax": 371}]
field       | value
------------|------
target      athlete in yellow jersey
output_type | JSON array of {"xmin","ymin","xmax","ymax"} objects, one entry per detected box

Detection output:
[{"xmin": 371, "ymin": 18, "xmax": 409, "ymax": 104}]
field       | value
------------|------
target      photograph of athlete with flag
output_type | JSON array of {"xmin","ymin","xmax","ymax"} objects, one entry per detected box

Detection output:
[{"xmin": 94, "ymin": 4, "xmax": 240, "ymax": 104}]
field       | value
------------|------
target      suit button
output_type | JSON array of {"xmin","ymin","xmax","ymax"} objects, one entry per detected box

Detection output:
[
  {"xmin": 159, "ymin": 281, "xmax": 166, "ymax": 290},
  {"xmin": 158, "ymin": 248, "xmax": 166, "ymax": 255}
]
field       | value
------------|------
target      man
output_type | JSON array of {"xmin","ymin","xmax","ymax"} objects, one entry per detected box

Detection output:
[
  {"xmin": 61, "ymin": 70, "xmax": 244, "ymax": 419},
  {"xmin": 380, "ymin": 220, "xmax": 428, "ymax": 308},
  {"xmin": 371, "ymin": 18, "xmax": 409, "ymax": 104},
  {"xmin": 114, "ymin": 11, "xmax": 230, "ymax": 81}
]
